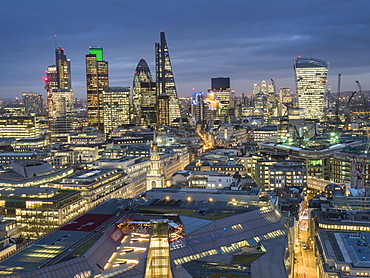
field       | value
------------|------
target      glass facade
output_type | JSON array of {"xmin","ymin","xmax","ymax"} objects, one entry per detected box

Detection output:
[
  {"xmin": 102, "ymin": 87, "xmax": 130, "ymax": 135},
  {"xmin": 293, "ymin": 56, "xmax": 329, "ymax": 120},
  {"xmin": 155, "ymin": 32, "xmax": 181, "ymax": 126},
  {"xmin": 132, "ymin": 58, "xmax": 154, "ymax": 123},
  {"xmin": 46, "ymin": 48, "xmax": 74, "ymax": 138},
  {"xmin": 86, "ymin": 47, "xmax": 109, "ymax": 131}
]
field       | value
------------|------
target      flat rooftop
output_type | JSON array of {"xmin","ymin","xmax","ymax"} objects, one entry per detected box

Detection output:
[
  {"xmin": 149, "ymin": 187, "xmax": 259, "ymax": 196},
  {"xmin": 319, "ymin": 231, "xmax": 370, "ymax": 268},
  {"xmin": 0, "ymin": 198, "xmax": 130, "ymax": 275}
]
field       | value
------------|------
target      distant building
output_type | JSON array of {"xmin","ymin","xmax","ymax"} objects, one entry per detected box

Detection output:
[
  {"xmin": 102, "ymin": 87, "xmax": 130, "ymax": 135},
  {"xmin": 132, "ymin": 58, "xmax": 156, "ymax": 125},
  {"xmin": 293, "ymin": 56, "xmax": 329, "ymax": 120},
  {"xmin": 22, "ymin": 92, "xmax": 44, "ymax": 115},
  {"xmin": 210, "ymin": 77, "xmax": 231, "ymax": 121},
  {"xmin": 156, "ymin": 31, "xmax": 181, "ymax": 125},
  {"xmin": 0, "ymin": 115, "xmax": 40, "ymax": 140},
  {"xmin": 12, "ymin": 136, "xmax": 50, "ymax": 152},
  {"xmin": 45, "ymin": 48, "xmax": 74, "ymax": 141},
  {"xmin": 279, "ymin": 87, "xmax": 292, "ymax": 104},
  {"xmin": 86, "ymin": 46, "xmax": 109, "ymax": 131},
  {"xmin": 69, "ymin": 130, "xmax": 105, "ymax": 144}
]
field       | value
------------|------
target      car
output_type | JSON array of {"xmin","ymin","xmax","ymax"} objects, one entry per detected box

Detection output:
[{"xmin": 302, "ymin": 243, "xmax": 308, "ymax": 250}]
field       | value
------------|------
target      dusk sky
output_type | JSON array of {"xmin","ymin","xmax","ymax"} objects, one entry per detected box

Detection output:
[{"xmin": 1, "ymin": 0, "xmax": 370, "ymax": 99}]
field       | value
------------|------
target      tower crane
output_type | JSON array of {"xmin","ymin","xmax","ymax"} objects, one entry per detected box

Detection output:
[{"xmin": 350, "ymin": 80, "xmax": 370, "ymax": 189}]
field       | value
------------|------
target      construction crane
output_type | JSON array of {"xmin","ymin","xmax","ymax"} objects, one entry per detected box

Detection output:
[
  {"xmin": 355, "ymin": 80, "xmax": 369, "ymax": 118},
  {"xmin": 334, "ymin": 74, "xmax": 341, "ymax": 132},
  {"xmin": 350, "ymin": 80, "xmax": 370, "ymax": 189}
]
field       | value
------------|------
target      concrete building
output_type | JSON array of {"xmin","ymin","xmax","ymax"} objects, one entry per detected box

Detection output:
[
  {"xmin": 316, "ymin": 231, "xmax": 370, "ymax": 277},
  {"xmin": 0, "ymin": 115, "xmax": 40, "ymax": 140},
  {"xmin": 268, "ymin": 161, "xmax": 307, "ymax": 190},
  {"xmin": 48, "ymin": 169, "xmax": 130, "ymax": 210}
]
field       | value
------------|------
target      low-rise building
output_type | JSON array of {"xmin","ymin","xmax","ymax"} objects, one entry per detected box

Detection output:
[
  {"xmin": 69, "ymin": 130, "xmax": 105, "ymax": 144},
  {"xmin": 316, "ymin": 230, "xmax": 370, "ymax": 277},
  {"xmin": 268, "ymin": 161, "xmax": 307, "ymax": 190},
  {"xmin": 0, "ymin": 187, "xmax": 86, "ymax": 238},
  {"xmin": 0, "ymin": 160, "xmax": 74, "ymax": 188},
  {"xmin": 48, "ymin": 169, "xmax": 132, "ymax": 209},
  {"xmin": 11, "ymin": 136, "xmax": 50, "ymax": 152}
]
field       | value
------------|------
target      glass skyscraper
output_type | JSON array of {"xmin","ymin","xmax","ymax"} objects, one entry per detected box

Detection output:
[
  {"xmin": 132, "ymin": 58, "xmax": 156, "ymax": 124},
  {"xmin": 155, "ymin": 31, "xmax": 181, "ymax": 126},
  {"xmin": 86, "ymin": 46, "xmax": 109, "ymax": 131},
  {"xmin": 102, "ymin": 87, "xmax": 130, "ymax": 135},
  {"xmin": 293, "ymin": 56, "xmax": 329, "ymax": 120},
  {"xmin": 45, "ymin": 48, "xmax": 74, "ymax": 140}
]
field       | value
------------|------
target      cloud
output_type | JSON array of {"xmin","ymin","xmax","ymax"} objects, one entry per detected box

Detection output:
[{"xmin": 1, "ymin": 0, "xmax": 370, "ymax": 98}]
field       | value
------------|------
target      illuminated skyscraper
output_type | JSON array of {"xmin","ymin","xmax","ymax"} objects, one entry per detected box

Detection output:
[
  {"xmin": 158, "ymin": 94, "xmax": 170, "ymax": 126},
  {"xmin": 253, "ymin": 84, "xmax": 260, "ymax": 96},
  {"xmin": 279, "ymin": 87, "xmax": 292, "ymax": 104},
  {"xmin": 293, "ymin": 56, "xmax": 329, "ymax": 119},
  {"xmin": 86, "ymin": 46, "xmax": 109, "ymax": 131},
  {"xmin": 131, "ymin": 58, "xmax": 153, "ymax": 122},
  {"xmin": 261, "ymin": 80, "xmax": 267, "ymax": 94},
  {"xmin": 45, "ymin": 48, "xmax": 74, "ymax": 140},
  {"xmin": 210, "ymin": 77, "xmax": 230, "ymax": 121},
  {"xmin": 55, "ymin": 47, "xmax": 71, "ymax": 90},
  {"xmin": 155, "ymin": 31, "xmax": 181, "ymax": 125},
  {"xmin": 102, "ymin": 87, "xmax": 130, "ymax": 135}
]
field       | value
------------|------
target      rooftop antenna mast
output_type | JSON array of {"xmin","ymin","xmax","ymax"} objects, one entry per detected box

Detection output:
[{"xmin": 54, "ymin": 34, "xmax": 58, "ymax": 49}]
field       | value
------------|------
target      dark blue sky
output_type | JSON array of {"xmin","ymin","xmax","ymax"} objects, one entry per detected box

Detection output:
[{"xmin": 1, "ymin": 0, "xmax": 370, "ymax": 99}]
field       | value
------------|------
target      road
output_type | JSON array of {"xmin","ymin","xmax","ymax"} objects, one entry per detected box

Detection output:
[{"xmin": 294, "ymin": 213, "xmax": 318, "ymax": 277}]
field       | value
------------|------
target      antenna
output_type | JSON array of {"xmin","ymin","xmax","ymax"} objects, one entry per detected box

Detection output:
[{"xmin": 54, "ymin": 34, "xmax": 57, "ymax": 49}]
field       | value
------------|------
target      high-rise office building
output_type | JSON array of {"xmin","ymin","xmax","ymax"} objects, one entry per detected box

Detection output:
[
  {"xmin": 22, "ymin": 92, "xmax": 44, "ymax": 115},
  {"xmin": 45, "ymin": 48, "xmax": 74, "ymax": 140},
  {"xmin": 210, "ymin": 77, "xmax": 231, "ymax": 120},
  {"xmin": 86, "ymin": 46, "xmax": 109, "ymax": 131},
  {"xmin": 102, "ymin": 87, "xmax": 130, "ymax": 135},
  {"xmin": 155, "ymin": 31, "xmax": 181, "ymax": 125},
  {"xmin": 211, "ymin": 77, "xmax": 230, "ymax": 91},
  {"xmin": 279, "ymin": 87, "xmax": 292, "ymax": 104},
  {"xmin": 47, "ymin": 89, "xmax": 74, "ymax": 135},
  {"xmin": 293, "ymin": 56, "xmax": 329, "ymax": 120},
  {"xmin": 191, "ymin": 91, "xmax": 205, "ymax": 124},
  {"xmin": 132, "ymin": 58, "xmax": 152, "ymax": 119},
  {"xmin": 55, "ymin": 47, "xmax": 71, "ymax": 90},
  {"xmin": 158, "ymin": 94, "xmax": 170, "ymax": 126},
  {"xmin": 253, "ymin": 84, "xmax": 260, "ymax": 96},
  {"xmin": 261, "ymin": 80, "xmax": 267, "ymax": 94}
]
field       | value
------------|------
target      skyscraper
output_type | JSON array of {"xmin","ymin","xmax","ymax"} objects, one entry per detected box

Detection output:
[
  {"xmin": 155, "ymin": 31, "xmax": 181, "ymax": 126},
  {"xmin": 293, "ymin": 56, "xmax": 329, "ymax": 120},
  {"xmin": 22, "ymin": 92, "xmax": 44, "ymax": 115},
  {"xmin": 55, "ymin": 47, "xmax": 71, "ymax": 90},
  {"xmin": 45, "ymin": 48, "xmax": 74, "ymax": 140},
  {"xmin": 210, "ymin": 77, "xmax": 231, "ymax": 121},
  {"xmin": 132, "ymin": 58, "xmax": 156, "ymax": 124},
  {"xmin": 102, "ymin": 87, "xmax": 130, "ymax": 135},
  {"xmin": 86, "ymin": 46, "xmax": 109, "ymax": 131}
]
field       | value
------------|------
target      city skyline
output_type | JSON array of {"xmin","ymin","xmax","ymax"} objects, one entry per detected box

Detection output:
[{"xmin": 1, "ymin": 0, "xmax": 370, "ymax": 98}]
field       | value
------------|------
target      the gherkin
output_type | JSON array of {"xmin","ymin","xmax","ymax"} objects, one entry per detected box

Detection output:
[{"xmin": 132, "ymin": 58, "xmax": 153, "ymax": 122}]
